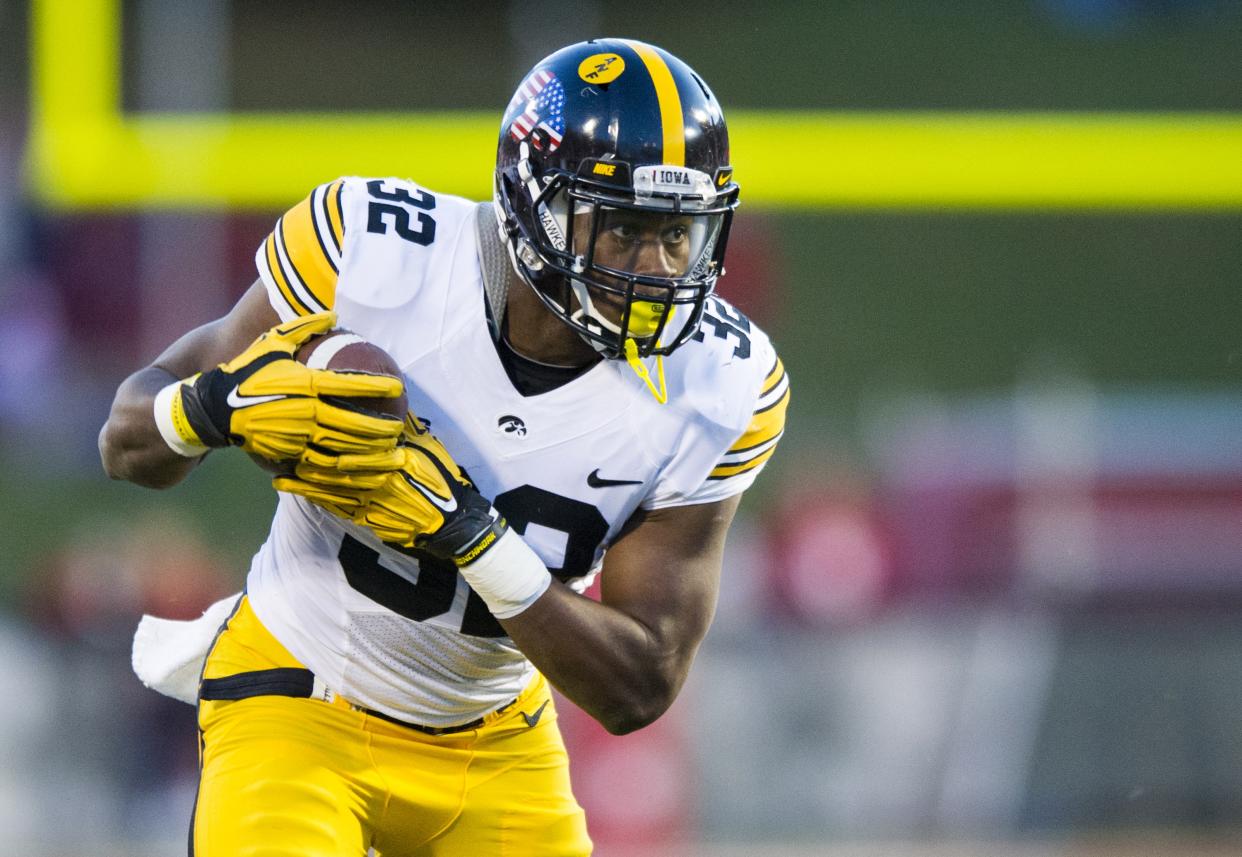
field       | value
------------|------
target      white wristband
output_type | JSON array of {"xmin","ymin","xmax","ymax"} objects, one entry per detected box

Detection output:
[
  {"xmin": 456, "ymin": 529, "xmax": 552, "ymax": 619},
  {"xmin": 153, "ymin": 378, "xmax": 209, "ymax": 458}
]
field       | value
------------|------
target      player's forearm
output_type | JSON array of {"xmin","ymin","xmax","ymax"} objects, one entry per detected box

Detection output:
[
  {"xmin": 99, "ymin": 366, "xmax": 203, "ymax": 489},
  {"xmin": 500, "ymin": 582, "xmax": 696, "ymax": 735}
]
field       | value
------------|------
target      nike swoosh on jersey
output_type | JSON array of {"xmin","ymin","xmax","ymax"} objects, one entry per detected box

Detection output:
[
  {"xmin": 226, "ymin": 387, "xmax": 285, "ymax": 409},
  {"xmin": 402, "ymin": 473, "xmax": 459, "ymax": 513},
  {"xmin": 587, "ymin": 469, "xmax": 643, "ymax": 488},
  {"xmin": 521, "ymin": 700, "xmax": 550, "ymax": 728}
]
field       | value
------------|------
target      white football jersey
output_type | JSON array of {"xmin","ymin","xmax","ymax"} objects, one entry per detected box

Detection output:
[{"xmin": 246, "ymin": 176, "xmax": 790, "ymax": 726}]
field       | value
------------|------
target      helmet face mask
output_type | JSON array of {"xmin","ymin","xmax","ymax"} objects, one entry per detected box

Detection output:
[{"xmin": 495, "ymin": 40, "xmax": 740, "ymax": 360}]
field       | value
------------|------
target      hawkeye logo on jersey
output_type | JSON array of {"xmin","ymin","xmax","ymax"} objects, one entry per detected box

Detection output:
[
  {"xmin": 578, "ymin": 53, "xmax": 625, "ymax": 85},
  {"xmin": 497, "ymin": 415, "xmax": 527, "ymax": 437}
]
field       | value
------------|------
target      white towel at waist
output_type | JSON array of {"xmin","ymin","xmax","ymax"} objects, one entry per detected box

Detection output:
[{"xmin": 131, "ymin": 594, "xmax": 240, "ymax": 705}]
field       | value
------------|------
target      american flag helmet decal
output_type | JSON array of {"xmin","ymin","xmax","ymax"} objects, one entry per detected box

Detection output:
[{"xmin": 506, "ymin": 69, "xmax": 566, "ymax": 153}]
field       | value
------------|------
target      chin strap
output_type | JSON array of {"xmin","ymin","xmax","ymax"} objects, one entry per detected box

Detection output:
[{"xmin": 623, "ymin": 338, "xmax": 668, "ymax": 405}]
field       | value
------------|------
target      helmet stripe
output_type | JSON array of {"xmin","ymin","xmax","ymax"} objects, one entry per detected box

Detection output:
[{"xmin": 624, "ymin": 40, "xmax": 684, "ymax": 166}]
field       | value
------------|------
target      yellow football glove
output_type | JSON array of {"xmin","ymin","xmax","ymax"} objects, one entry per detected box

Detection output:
[
  {"xmin": 176, "ymin": 312, "xmax": 405, "ymax": 463},
  {"xmin": 275, "ymin": 415, "xmax": 506, "ymax": 563}
]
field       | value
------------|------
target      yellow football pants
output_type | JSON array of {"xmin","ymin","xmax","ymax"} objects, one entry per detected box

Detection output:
[{"xmin": 193, "ymin": 597, "xmax": 592, "ymax": 856}]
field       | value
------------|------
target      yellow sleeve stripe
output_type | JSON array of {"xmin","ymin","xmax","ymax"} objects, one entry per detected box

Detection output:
[
  {"xmin": 262, "ymin": 233, "xmax": 314, "ymax": 316},
  {"xmin": 709, "ymin": 444, "xmax": 779, "ymax": 480},
  {"xmin": 735, "ymin": 378, "xmax": 790, "ymax": 449},
  {"xmin": 324, "ymin": 179, "xmax": 346, "ymax": 252},
  {"xmin": 710, "ymin": 381, "xmax": 791, "ymax": 480},
  {"xmin": 278, "ymin": 191, "xmax": 338, "ymax": 310},
  {"xmin": 273, "ymin": 218, "xmax": 331, "ymax": 313},
  {"xmin": 762, "ymin": 356, "xmax": 786, "ymax": 394},
  {"xmin": 258, "ymin": 181, "xmax": 348, "ymax": 318},
  {"xmin": 297, "ymin": 188, "xmax": 339, "ymax": 273}
]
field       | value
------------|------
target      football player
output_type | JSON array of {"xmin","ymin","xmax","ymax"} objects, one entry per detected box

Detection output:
[{"xmin": 101, "ymin": 39, "xmax": 789, "ymax": 857}]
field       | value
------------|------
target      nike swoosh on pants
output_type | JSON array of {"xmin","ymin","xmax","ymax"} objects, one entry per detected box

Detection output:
[{"xmin": 521, "ymin": 700, "xmax": 550, "ymax": 728}]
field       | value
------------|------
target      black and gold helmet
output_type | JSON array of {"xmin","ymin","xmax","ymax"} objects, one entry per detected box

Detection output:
[{"xmin": 495, "ymin": 39, "xmax": 740, "ymax": 360}]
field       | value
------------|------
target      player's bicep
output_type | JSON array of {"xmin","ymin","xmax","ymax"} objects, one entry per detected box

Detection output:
[{"xmin": 599, "ymin": 493, "xmax": 741, "ymax": 656}]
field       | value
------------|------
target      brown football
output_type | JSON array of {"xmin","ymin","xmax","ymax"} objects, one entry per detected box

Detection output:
[
  {"xmin": 249, "ymin": 329, "xmax": 407, "ymax": 474},
  {"xmin": 294, "ymin": 330, "xmax": 407, "ymax": 418}
]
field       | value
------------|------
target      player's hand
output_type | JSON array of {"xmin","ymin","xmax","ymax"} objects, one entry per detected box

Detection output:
[
  {"xmin": 177, "ymin": 312, "xmax": 405, "ymax": 462},
  {"xmin": 275, "ymin": 415, "xmax": 505, "ymax": 563}
]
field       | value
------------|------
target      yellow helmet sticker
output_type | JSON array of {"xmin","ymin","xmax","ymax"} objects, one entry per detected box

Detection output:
[{"xmin": 579, "ymin": 53, "xmax": 625, "ymax": 85}]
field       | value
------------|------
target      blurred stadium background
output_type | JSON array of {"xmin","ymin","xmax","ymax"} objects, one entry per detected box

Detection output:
[{"xmin": 2, "ymin": 0, "xmax": 1242, "ymax": 854}]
